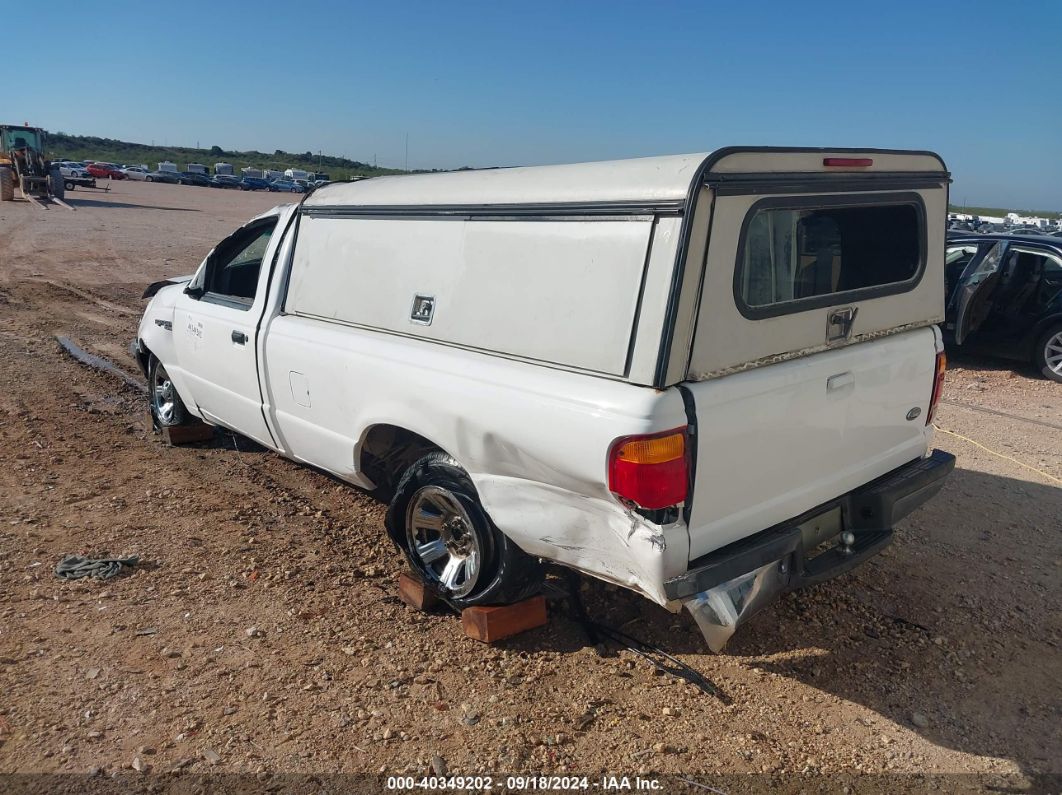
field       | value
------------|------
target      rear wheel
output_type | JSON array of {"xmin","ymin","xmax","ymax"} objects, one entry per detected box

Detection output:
[
  {"xmin": 386, "ymin": 453, "xmax": 542, "ymax": 608},
  {"xmin": 1034, "ymin": 324, "xmax": 1062, "ymax": 383},
  {"xmin": 149, "ymin": 357, "xmax": 189, "ymax": 428},
  {"xmin": 146, "ymin": 176, "xmax": 154, "ymax": 182},
  {"xmin": 0, "ymin": 167, "xmax": 13, "ymax": 201}
]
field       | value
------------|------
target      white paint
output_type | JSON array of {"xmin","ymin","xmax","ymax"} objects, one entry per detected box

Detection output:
[
  {"xmin": 137, "ymin": 148, "xmax": 949, "ymax": 610},
  {"xmin": 683, "ymin": 327, "xmax": 938, "ymax": 560},
  {"xmin": 306, "ymin": 152, "xmax": 707, "ymax": 208},
  {"xmin": 686, "ymin": 186, "xmax": 946, "ymax": 380},
  {"xmin": 288, "ymin": 216, "xmax": 654, "ymax": 376}
]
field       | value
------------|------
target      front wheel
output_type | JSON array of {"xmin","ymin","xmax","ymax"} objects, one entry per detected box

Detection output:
[
  {"xmin": 146, "ymin": 176, "xmax": 154, "ymax": 182},
  {"xmin": 149, "ymin": 357, "xmax": 189, "ymax": 427},
  {"xmin": 1034, "ymin": 324, "xmax": 1062, "ymax": 383},
  {"xmin": 386, "ymin": 453, "xmax": 542, "ymax": 608}
]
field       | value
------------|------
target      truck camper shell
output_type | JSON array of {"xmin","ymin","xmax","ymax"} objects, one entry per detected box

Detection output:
[{"xmin": 296, "ymin": 147, "xmax": 949, "ymax": 387}]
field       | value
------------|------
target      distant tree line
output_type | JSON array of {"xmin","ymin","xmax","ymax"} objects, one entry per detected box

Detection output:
[{"xmin": 45, "ymin": 132, "xmax": 410, "ymax": 178}]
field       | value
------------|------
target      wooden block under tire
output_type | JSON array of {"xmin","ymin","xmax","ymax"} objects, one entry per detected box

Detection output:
[
  {"xmin": 398, "ymin": 571, "xmax": 440, "ymax": 611},
  {"xmin": 461, "ymin": 595, "xmax": 548, "ymax": 643},
  {"xmin": 160, "ymin": 422, "xmax": 215, "ymax": 445}
]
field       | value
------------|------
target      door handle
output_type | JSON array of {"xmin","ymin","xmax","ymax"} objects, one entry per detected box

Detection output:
[{"xmin": 231, "ymin": 330, "xmax": 247, "ymax": 345}]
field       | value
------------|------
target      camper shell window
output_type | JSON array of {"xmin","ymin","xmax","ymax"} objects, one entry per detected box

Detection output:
[{"xmin": 734, "ymin": 193, "xmax": 926, "ymax": 319}]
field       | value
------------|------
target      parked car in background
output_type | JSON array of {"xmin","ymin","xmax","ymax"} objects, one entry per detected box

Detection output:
[
  {"xmin": 212, "ymin": 174, "xmax": 242, "ymax": 189},
  {"xmin": 945, "ymin": 233, "xmax": 1062, "ymax": 382},
  {"xmin": 268, "ymin": 178, "xmax": 305, "ymax": 193},
  {"xmin": 178, "ymin": 172, "xmax": 213, "ymax": 187},
  {"xmin": 123, "ymin": 166, "xmax": 149, "ymax": 181},
  {"xmin": 87, "ymin": 162, "xmax": 126, "ymax": 179},
  {"xmin": 293, "ymin": 178, "xmax": 312, "ymax": 192},
  {"xmin": 239, "ymin": 177, "xmax": 271, "ymax": 191},
  {"xmin": 145, "ymin": 170, "xmax": 182, "ymax": 184},
  {"xmin": 58, "ymin": 162, "xmax": 89, "ymax": 178}
]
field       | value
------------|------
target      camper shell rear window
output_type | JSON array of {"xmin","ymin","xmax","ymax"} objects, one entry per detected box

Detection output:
[{"xmin": 734, "ymin": 193, "xmax": 926, "ymax": 319}]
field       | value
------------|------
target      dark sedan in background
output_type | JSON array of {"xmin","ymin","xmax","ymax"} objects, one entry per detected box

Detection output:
[
  {"xmin": 212, "ymin": 174, "xmax": 242, "ymax": 189},
  {"xmin": 177, "ymin": 172, "xmax": 213, "ymax": 187},
  {"xmin": 239, "ymin": 176, "xmax": 271, "ymax": 191},
  {"xmin": 144, "ymin": 170, "xmax": 182, "ymax": 184},
  {"xmin": 946, "ymin": 234, "xmax": 1062, "ymax": 382}
]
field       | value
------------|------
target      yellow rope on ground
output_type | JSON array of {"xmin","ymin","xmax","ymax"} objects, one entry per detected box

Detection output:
[{"xmin": 934, "ymin": 426, "xmax": 1062, "ymax": 486}]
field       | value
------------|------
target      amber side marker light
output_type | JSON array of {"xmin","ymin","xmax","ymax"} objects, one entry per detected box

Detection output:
[
  {"xmin": 823, "ymin": 157, "xmax": 873, "ymax": 167},
  {"xmin": 608, "ymin": 428, "xmax": 688, "ymax": 510},
  {"xmin": 927, "ymin": 351, "xmax": 947, "ymax": 424}
]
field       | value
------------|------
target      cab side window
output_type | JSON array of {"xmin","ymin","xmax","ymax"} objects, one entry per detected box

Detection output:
[{"xmin": 203, "ymin": 220, "xmax": 277, "ymax": 307}]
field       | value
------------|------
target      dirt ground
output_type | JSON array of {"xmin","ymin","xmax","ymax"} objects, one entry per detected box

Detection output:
[{"xmin": 0, "ymin": 181, "xmax": 1059, "ymax": 791}]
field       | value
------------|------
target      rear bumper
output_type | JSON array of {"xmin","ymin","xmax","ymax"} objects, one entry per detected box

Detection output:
[{"xmin": 665, "ymin": 449, "xmax": 956, "ymax": 601}]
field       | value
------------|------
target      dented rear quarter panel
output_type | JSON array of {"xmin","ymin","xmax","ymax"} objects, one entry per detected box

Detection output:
[{"xmin": 259, "ymin": 312, "xmax": 693, "ymax": 603}]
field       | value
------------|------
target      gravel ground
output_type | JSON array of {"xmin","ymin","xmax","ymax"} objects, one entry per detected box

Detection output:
[{"xmin": 0, "ymin": 182, "xmax": 1059, "ymax": 792}]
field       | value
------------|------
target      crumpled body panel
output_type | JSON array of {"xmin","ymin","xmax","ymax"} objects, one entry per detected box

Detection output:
[{"xmin": 474, "ymin": 475, "xmax": 689, "ymax": 607}]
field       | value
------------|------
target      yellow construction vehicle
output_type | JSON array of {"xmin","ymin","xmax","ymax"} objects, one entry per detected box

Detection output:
[{"xmin": 0, "ymin": 124, "xmax": 71, "ymax": 208}]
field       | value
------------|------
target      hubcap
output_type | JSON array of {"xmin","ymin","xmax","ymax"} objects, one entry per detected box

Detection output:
[
  {"xmin": 406, "ymin": 486, "xmax": 482, "ymax": 598},
  {"xmin": 153, "ymin": 368, "xmax": 177, "ymax": 423},
  {"xmin": 1045, "ymin": 331, "xmax": 1062, "ymax": 377}
]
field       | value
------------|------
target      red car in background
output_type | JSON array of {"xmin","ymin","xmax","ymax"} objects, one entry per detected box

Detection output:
[{"xmin": 86, "ymin": 162, "xmax": 126, "ymax": 179}]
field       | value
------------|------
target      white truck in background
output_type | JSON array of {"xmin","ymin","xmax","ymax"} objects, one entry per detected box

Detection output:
[{"xmin": 135, "ymin": 147, "xmax": 955, "ymax": 650}]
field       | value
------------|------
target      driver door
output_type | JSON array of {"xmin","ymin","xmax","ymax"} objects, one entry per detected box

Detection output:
[
  {"xmin": 954, "ymin": 241, "xmax": 1005, "ymax": 345},
  {"xmin": 173, "ymin": 216, "xmax": 279, "ymax": 446}
]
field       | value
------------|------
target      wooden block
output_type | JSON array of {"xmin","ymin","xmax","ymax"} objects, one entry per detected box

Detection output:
[
  {"xmin": 398, "ymin": 571, "xmax": 439, "ymax": 611},
  {"xmin": 160, "ymin": 422, "xmax": 216, "ymax": 445},
  {"xmin": 461, "ymin": 595, "xmax": 548, "ymax": 643}
]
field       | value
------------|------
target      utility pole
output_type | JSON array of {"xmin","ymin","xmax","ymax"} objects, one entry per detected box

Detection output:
[{"xmin": 405, "ymin": 133, "xmax": 409, "ymax": 172}]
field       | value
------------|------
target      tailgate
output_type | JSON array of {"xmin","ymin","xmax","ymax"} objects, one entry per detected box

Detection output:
[{"xmin": 684, "ymin": 328, "xmax": 937, "ymax": 560}]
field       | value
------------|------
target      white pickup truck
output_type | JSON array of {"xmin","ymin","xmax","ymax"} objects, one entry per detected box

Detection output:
[{"xmin": 136, "ymin": 147, "xmax": 955, "ymax": 649}]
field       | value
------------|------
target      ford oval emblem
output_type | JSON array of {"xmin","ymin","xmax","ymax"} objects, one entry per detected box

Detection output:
[{"xmin": 906, "ymin": 407, "xmax": 922, "ymax": 421}]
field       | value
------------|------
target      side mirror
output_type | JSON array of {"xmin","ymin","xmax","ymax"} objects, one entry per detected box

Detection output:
[{"xmin": 183, "ymin": 284, "xmax": 204, "ymax": 299}]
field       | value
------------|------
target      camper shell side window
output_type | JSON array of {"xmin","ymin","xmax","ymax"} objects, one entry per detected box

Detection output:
[{"xmin": 733, "ymin": 193, "xmax": 927, "ymax": 320}]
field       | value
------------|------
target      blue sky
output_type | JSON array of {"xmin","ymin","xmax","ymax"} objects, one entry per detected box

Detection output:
[{"xmin": 9, "ymin": 0, "xmax": 1061, "ymax": 209}]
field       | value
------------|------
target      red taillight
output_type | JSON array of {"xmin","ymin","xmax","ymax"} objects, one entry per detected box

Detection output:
[
  {"xmin": 927, "ymin": 351, "xmax": 946, "ymax": 424},
  {"xmin": 823, "ymin": 157, "xmax": 873, "ymax": 168},
  {"xmin": 607, "ymin": 428, "xmax": 688, "ymax": 510}
]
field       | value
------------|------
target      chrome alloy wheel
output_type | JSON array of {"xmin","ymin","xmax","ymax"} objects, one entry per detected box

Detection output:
[
  {"xmin": 152, "ymin": 366, "xmax": 178, "ymax": 424},
  {"xmin": 406, "ymin": 485, "xmax": 482, "ymax": 598},
  {"xmin": 1045, "ymin": 331, "xmax": 1062, "ymax": 378}
]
